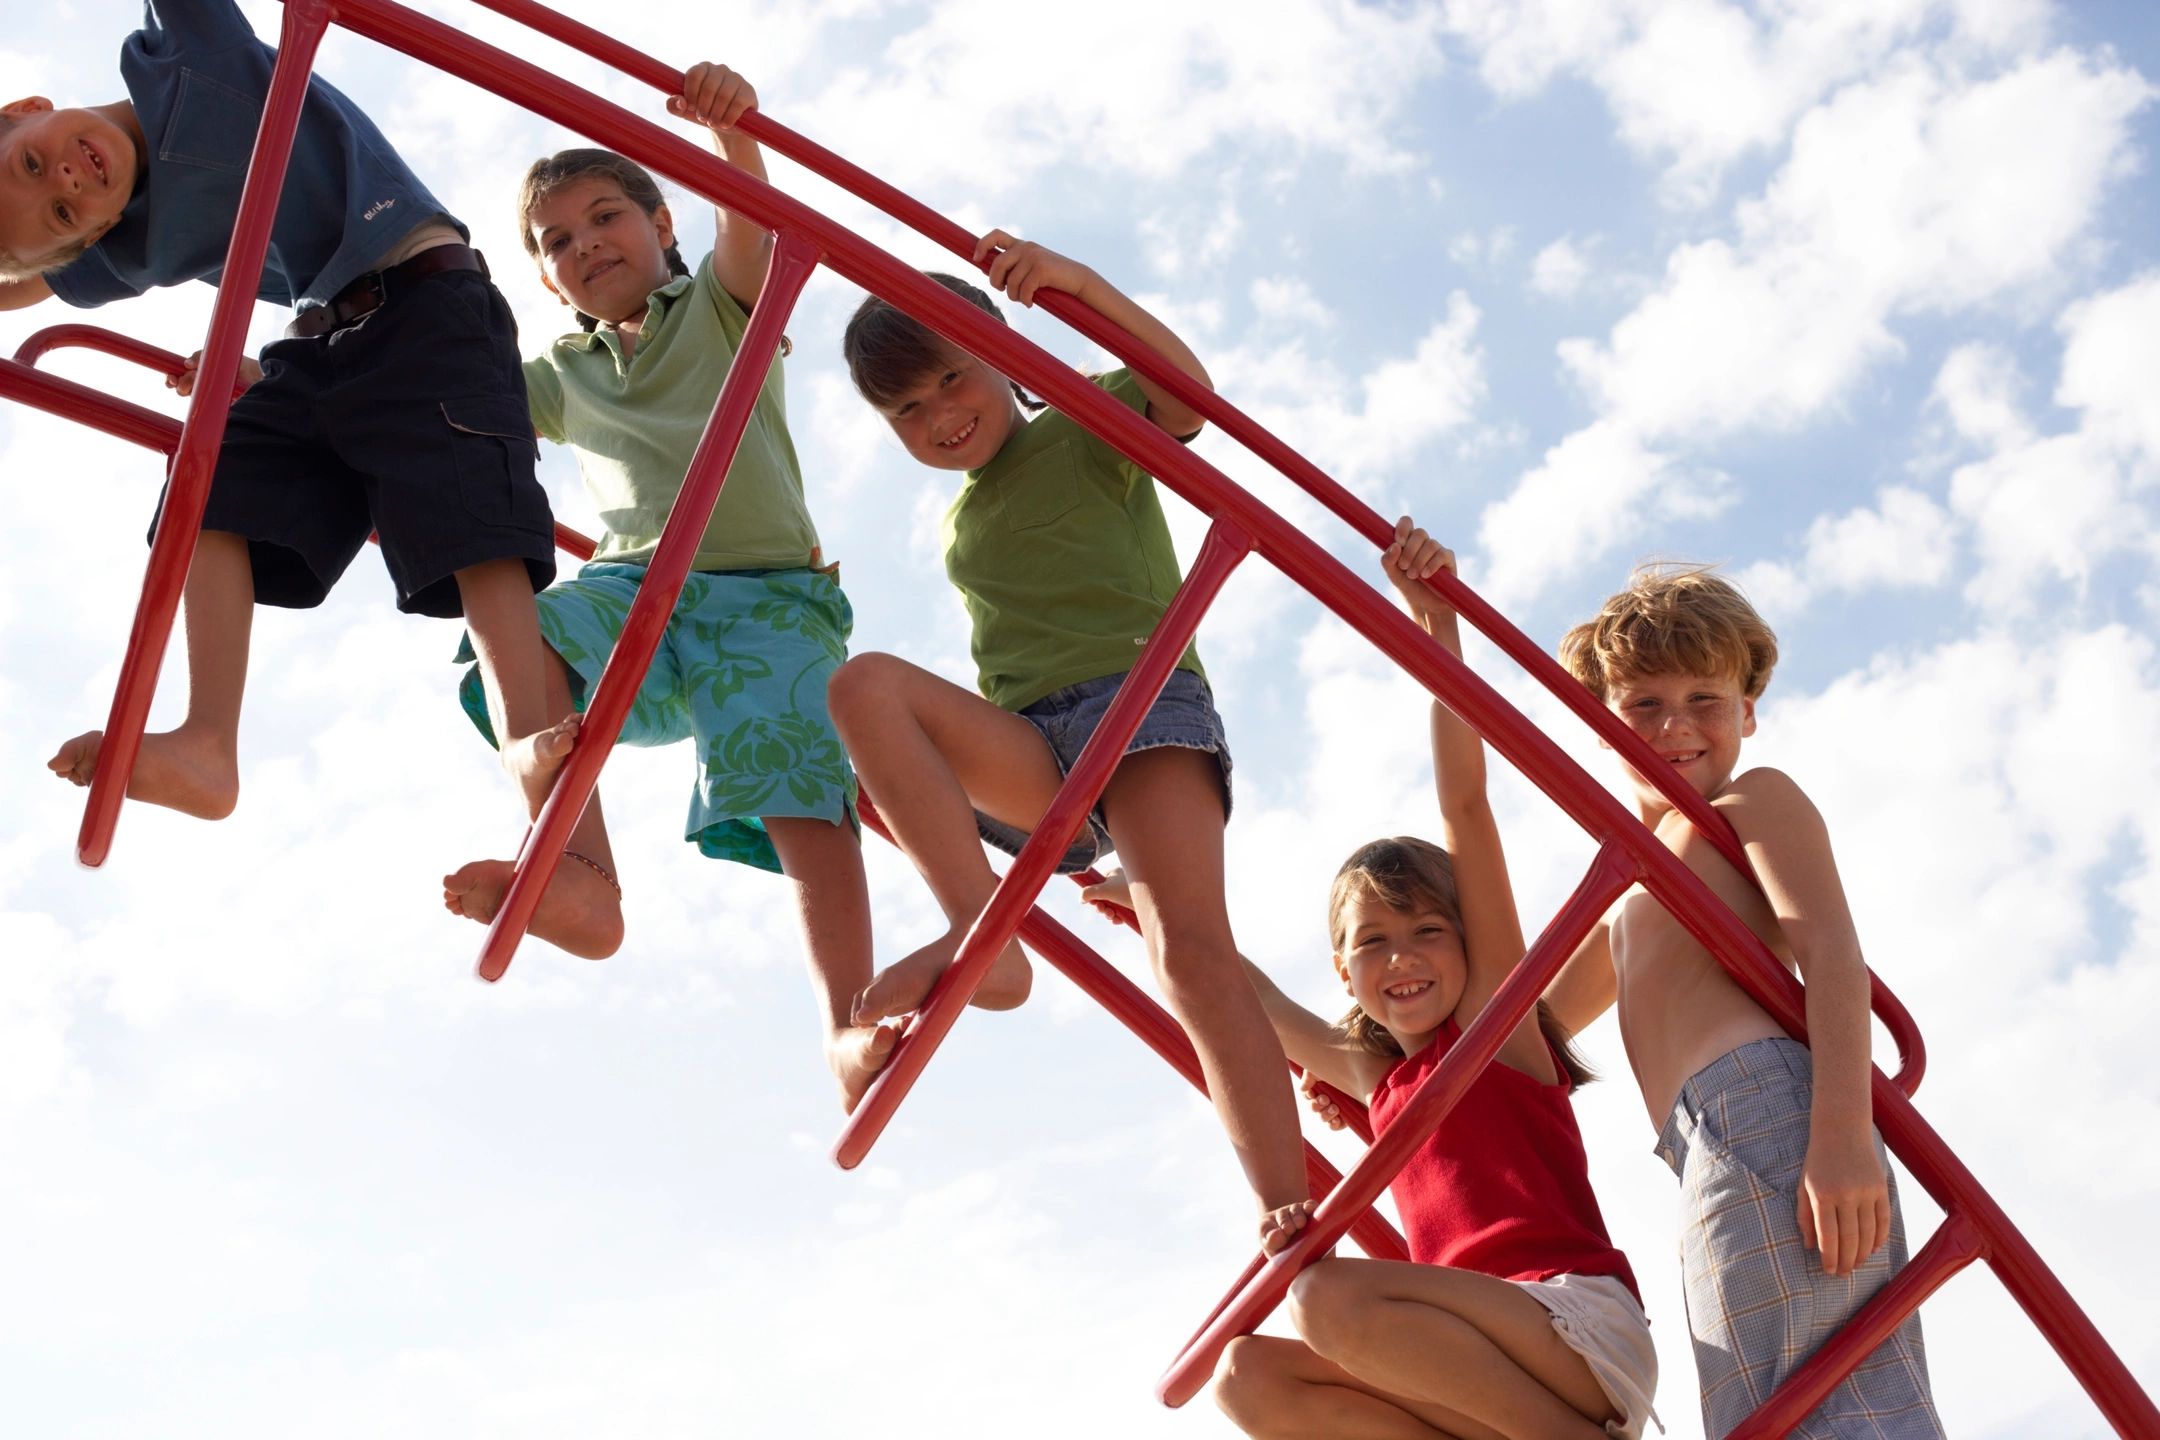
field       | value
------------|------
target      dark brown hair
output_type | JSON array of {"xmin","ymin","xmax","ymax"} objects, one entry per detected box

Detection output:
[
  {"xmin": 1328, "ymin": 837, "xmax": 1593, "ymax": 1088},
  {"xmin": 515, "ymin": 147, "xmax": 689, "ymax": 332},
  {"xmin": 1560, "ymin": 563, "xmax": 1778, "ymax": 702},
  {"xmin": 841, "ymin": 271, "xmax": 1043, "ymax": 413}
]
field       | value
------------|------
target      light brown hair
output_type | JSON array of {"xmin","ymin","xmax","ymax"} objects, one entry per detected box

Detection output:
[
  {"xmin": 1328, "ymin": 837, "xmax": 1593, "ymax": 1088},
  {"xmin": 515, "ymin": 148, "xmax": 688, "ymax": 333},
  {"xmin": 841, "ymin": 271, "xmax": 1043, "ymax": 413},
  {"xmin": 1559, "ymin": 563, "xmax": 1778, "ymax": 702}
]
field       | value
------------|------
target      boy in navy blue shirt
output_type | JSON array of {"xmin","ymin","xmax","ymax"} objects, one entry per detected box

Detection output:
[{"xmin": 0, "ymin": 1, "xmax": 579, "ymax": 867}]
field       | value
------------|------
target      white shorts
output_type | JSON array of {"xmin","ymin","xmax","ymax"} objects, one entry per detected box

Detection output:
[{"xmin": 1515, "ymin": 1272, "xmax": 1662, "ymax": 1439}]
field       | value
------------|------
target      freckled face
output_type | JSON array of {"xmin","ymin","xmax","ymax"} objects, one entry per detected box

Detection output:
[
  {"xmin": 878, "ymin": 349, "xmax": 1025, "ymax": 471},
  {"xmin": 0, "ymin": 98, "xmax": 139, "ymax": 268},
  {"xmin": 1603, "ymin": 669, "xmax": 1756, "ymax": 805},
  {"xmin": 527, "ymin": 177, "xmax": 674, "ymax": 327},
  {"xmin": 1333, "ymin": 893, "xmax": 1467, "ymax": 1043}
]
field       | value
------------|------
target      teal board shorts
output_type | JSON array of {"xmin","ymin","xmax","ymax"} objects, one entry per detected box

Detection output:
[{"xmin": 456, "ymin": 561, "xmax": 858, "ymax": 874}]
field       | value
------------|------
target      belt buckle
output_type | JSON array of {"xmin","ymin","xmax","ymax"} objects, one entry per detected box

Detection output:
[{"xmin": 350, "ymin": 270, "xmax": 388, "ymax": 316}]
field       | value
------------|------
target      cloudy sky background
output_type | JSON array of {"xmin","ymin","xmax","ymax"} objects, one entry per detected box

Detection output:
[{"xmin": 3, "ymin": 0, "xmax": 2158, "ymax": 1434}]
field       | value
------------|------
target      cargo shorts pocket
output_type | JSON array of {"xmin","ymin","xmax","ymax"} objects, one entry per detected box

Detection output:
[{"xmin": 442, "ymin": 397, "xmax": 541, "ymax": 527}]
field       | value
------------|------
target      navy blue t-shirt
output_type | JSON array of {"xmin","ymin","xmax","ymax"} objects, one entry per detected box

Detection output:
[{"xmin": 47, "ymin": 0, "xmax": 463, "ymax": 310}]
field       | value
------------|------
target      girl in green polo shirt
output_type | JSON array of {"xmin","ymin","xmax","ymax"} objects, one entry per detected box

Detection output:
[
  {"xmin": 442, "ymin": 64, "xmax": 896, "ymax": 1112},
  {"xmin": 834, "ymin": 236, "xmax": 1310, "ymax": 1248}
]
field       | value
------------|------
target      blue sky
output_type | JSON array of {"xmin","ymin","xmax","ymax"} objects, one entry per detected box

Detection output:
[{"xmin": 3, "ymin": 2, "xmax": 2157, "ymax": 1435}]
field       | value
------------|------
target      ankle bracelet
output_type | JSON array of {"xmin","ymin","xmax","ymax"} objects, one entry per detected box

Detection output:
[{"xmin": 560, "ymin": 849, "xmax": 622, "ymax": 898}]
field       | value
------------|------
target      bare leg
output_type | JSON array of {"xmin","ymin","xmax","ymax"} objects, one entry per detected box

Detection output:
[
  {"xmin": 1285, "ymin": 1258, "xmax": 1616, "ymax": 1438},
  {"xmin": 48, "ymin": 529, "xmax": 253, "ymax": 819},
  {"xmin": 1098, "ymin": 746, "xmax": 1307, "ymax": 1218},
  {"xmin": 826, "ymin": 653, "xmax": 1057, "ymax": 1020},
  {"xmin": 444, "ymin": 642, "xmax": 624, "ymax": 959},
  {"xmin": 765, "ymin": 815, "xmax": 896, "ymax": 1112},
  {"xmin": 455, "ymin": 557, "xmax": 562, "ymax": 815},
  {"xmin": 1214, "ymin": 1335, "xmax": 1462, "ymax": 1439}
]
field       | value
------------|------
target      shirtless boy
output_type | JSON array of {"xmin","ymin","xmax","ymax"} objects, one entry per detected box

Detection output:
[{"xmin": 1546, "ymin": 565, "xmax": 1944, "ymax": 1438}]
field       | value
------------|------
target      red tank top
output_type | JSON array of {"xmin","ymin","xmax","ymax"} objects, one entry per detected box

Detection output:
[{"xmin": 1367, "ymin": 1018, "xmax": 1639, "ymax": 1302}]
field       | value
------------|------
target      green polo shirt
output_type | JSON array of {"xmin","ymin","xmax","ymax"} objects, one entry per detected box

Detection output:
[
  {"xmin": 523, "ymin": 254, "xmax": 819, "ymax": 572},
  {"xmin": 943, "ymin": 369, "xmax": 1206, "ymax": 711}
]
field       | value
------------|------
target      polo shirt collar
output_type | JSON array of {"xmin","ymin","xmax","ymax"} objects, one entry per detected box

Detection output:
[{"xmin": 556, "ymin": 270, "xmax": 697, "ymax": 353}]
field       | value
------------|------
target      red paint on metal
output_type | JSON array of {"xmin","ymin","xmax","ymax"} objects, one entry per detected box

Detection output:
[
  {"xmin": 4, "ymin": 0, "xmax": 2147, "ymax": 1429},
  {"xmin": 1725, "ymin": 1213, "xmax": 1986, "ymax": 1440},
  {"xmin": 833, "ymin": 522, "xmax": 1252, "ymax": 1167},
  {"xmin": 73, "ymin": 0, "xmax": 330, "ymax": 869},
  {"xmin": 855, "ymin": 795, "xmax": 1408, "ymax": 1265},
  {"xmin": 1156, "ymin": 841, "xmax": 1641, "ymax": 1405},
  {"xmin": 475, "ymin": 231, "xmax": 819, "ymax": 982}
]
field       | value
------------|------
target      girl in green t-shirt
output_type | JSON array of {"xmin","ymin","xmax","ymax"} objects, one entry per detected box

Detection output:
[
  {"xmin": 442, "ymin": 64, "xmax": 896, "ymax": 1113},
  {"xmin": 835, "ymin": 238, "xmax": 1310, "ymax": 1248}
]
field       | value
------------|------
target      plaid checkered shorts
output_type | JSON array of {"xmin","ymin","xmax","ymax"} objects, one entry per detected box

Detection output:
[{"xmin": 1656, "ymin": 1038, "xmax": 1944, "ymax": 1438}]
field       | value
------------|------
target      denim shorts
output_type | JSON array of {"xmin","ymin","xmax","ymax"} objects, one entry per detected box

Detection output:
[{"xmin": 975, "ymin": 667, "xmax": 1232, "ymax": 874}]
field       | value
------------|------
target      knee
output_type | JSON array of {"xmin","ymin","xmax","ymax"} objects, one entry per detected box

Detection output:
[
  {"xmin": 1144, "ymin": 911, "xmax": 1240, "ymax": 994},
  {"xmin": 825, "ymin": 652, "xmax": 907, "ymax": 735},
  {"xmin": 1285, "ymin": 1261, "xmax": 1365, "ymax": 1361},
  {"xmin": 1212, "ymin": 1337, "xmax": 1292, "ymax": 1437}
]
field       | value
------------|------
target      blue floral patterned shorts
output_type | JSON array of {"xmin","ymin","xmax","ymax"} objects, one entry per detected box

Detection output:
[{"xmin": 457, "ymin": 561, "xmax": 857, "ymax": 873}]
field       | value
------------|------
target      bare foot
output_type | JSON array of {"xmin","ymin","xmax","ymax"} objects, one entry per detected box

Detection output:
[
  {"xmin": 828, "ymin": 1022, "xmax": 900, "ymax": 1113},
  {"xmin": 500, "ymin": 713, "xmax": 582, "ymax": 815},
  {"xmin": 443, "ymin": 854, "xmax": 624, "ymax": 959},
  {"xmin": 850, "ymin": 925, "xmax": 1032, "ymax": 1024},
  {"xmin": 1260, "ymin": 1199, "xmax": 1318, "ymax": 1256},
  {"xmin": 1078, "ymin": 866, "xmax": 1139, "ymax": 928},
  {"xmin": 47, "ymin": 728, "xmax": 238, "ymax": 820}
]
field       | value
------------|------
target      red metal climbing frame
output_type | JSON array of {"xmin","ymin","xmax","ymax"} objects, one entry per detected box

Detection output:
[{"xmin": 1, "ymin": 0, "xmax": 2152, "ymax": 1431}]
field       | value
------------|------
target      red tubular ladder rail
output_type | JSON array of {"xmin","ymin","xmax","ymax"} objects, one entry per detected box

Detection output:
[
  {"xmin": 2, "ymin": 330, "xmax": 1416, "ymax": 1269},
  {"xmin": 0, "ymin": 0, "xmax": 2149, "ymax": 1431}
]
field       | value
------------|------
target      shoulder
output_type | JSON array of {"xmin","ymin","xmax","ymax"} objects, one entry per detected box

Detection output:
[
  {"xmin": 1714, "ymin": 767, "xmax": 1829, "ymax": 843},
  {"xmin": 1092, "ymin": 367, "xmax": 1146, "ymax": 411}
]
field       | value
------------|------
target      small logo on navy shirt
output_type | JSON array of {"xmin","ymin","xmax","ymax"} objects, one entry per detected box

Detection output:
[{"xmin": 363, "ymin": 198, "xmax": 397, "ymax": 221}]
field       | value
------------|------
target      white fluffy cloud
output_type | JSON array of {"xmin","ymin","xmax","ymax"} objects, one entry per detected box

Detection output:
[
  {"xmin": 1529, "ymin": 235, "xmax": 1590, "ymax": 297},
  {"xmin": 1477, "ymin": 38, "xmax": 2150, "ymax": 606},
  {"xmin": 1441, "ymin": 0, "xmax": 2055, "ymax": 205},
  {"xmin": 1737, "ymin": 485, "xmax": 1958, "ymax": 615},
  {"xmin": 1936, "ymin": 274, "xmax": 2160, "ymax": 609}
]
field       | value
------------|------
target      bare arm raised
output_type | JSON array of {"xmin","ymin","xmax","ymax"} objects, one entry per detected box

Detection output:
[
  {"xmin": 666, "ymin": 62, "xmax": 774, "ymax": 310},
  {"xmin": 971, "ymin": 230, "xmax": 1213, "ymax": 440},
  {"xmin": 1382, "ymin": 518, "xmax": 1553, "ymax": 1082}
]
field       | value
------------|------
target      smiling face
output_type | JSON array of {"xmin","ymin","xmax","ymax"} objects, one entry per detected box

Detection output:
[
  {"xmin": 876, "ymin": 347, "xmax": 1026, "ymax": 471},
  {"xmin": 525, "ymin": 176, "xmax": 675, "ymax": 328},
  {"xmin": 1332, "ymin": 888, "xmax": 1468, "ymax": 1047},
  {"xmin": 0, "ymin": 97, "xmax": 140, "ymax": 271},
  {"xmin": 1603, "ymin": 667, "xmax": 1757, "ymax": 808}
]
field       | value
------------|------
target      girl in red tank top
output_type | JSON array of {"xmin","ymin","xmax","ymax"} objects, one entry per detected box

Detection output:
[{"xmin": 1165, "ymin": 521, "xmax": 1658, "ymax": 1438}]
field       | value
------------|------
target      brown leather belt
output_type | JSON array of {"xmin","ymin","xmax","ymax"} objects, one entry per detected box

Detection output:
[{"xmin": 286, "ymin": 243, "xmax": 487, "ymax": 339}]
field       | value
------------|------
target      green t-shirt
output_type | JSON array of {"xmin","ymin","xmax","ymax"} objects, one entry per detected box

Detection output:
[
  {"xmin": 523, "ymin": 253, "xmax": 819, "ymax": 572},
  {"xmin": 943, "ymin": 369, "xmax": 1206, "ymax": 711}
]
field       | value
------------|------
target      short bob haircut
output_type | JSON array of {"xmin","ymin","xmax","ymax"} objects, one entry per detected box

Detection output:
[{"xmin": 840, "ymin": 271, "xmax": 1042, "ymax": 414}]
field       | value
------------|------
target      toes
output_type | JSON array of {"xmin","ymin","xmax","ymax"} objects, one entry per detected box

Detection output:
[{"xmin": 865, "ymin": 1022, "xmax": 899, "ymax": 1062}]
